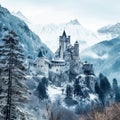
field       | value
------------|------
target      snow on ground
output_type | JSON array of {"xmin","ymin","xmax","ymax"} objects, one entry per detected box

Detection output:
[
  {"xmin": 48, "ymin": 85, "xmax": 63, "ymax": 102},
  {"xmin": 89, "ymin": 93, "xmax": 98, "ymax": 100}
]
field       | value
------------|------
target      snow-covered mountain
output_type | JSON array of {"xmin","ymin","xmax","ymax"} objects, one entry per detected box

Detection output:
[
  {"xmin": 12, "ymin": 11, "xmax": 113, "ymax": 53},
  {"xmin": 81, "ymin": 36, "xmax": 120, "ymax": 83},
  {"xmin": 98, "ymin": 22, "xmax": 120, "ymax": 38},
  {"xmin": 0, "ymin": 5, "xmax": 53, "ymax": 59},
  {"xmin": 29, "ymin": 19, "xmax": 111, "ymax": 52},
  {"xmin": 80, "ymin": 22, "xmax": 120, "ymax": 82},
  {"xmin": 12, "ymin": 11, "xmax": 30, "ymax": 24}
]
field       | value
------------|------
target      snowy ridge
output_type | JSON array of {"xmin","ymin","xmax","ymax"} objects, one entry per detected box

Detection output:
[
  {"xmin": 98, "ymin": 22, "xmax": 120, "ymax": 38},
  {"xmin": 12, "ymin": 11, "xmax": 31, "ymax": 24},
  {"xmin": 0, "ymin": 5, "xmax": 53, "ymax": 59},
  {"xmin": 81, "ymin": 36, "xmax": 120, "ymax": 82},
  {"xmin": 12, "ymin": 11, "xmax": 113, "ymax": 53},
  {"xmin": 29, "ymin": 19, "xmax": 111, "ymax": 52}
]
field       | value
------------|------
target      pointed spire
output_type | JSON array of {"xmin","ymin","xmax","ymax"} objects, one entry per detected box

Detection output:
[{"xmin": 62, "ymin": 30, "xmax": 67, "ymax": 37}]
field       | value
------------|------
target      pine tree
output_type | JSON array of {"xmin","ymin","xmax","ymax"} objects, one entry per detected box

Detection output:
[
  {"xmin": 99, "ymin": 73, "xmax": 111, "ymax": 94},
  {"xmin": 112, "ymin": 78, "xmax": 118, "ymax": 92},
  {"xmin": 97, "ymin": 73, "xmax": 111, "ymax": 106},
  {"xmin": 37, "ymin": 80, "xmax": 48, "ymax": 100},
  {"xmin": 0, "ymin": 31, "xmax": 27, "ymax": 120},
  {"xmin": 66, "ymin": 85, "xmax": 73, "ymax": 98},
  {"xmin": 112, "ymin": 78, "xmax": 120, "ymax": 102},
  {"xmin": 73, "ymin": 79, "xmax": 83, "ymax": 96}
]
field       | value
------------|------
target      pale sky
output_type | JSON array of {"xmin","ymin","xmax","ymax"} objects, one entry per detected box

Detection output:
[{"xmin": 1, "ymin": 0, "xmax": 120, "ymax": 31}]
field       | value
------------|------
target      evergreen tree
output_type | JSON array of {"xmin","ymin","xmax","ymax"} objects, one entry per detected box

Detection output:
[
  {"xmin": 37, "ymin": 79, "xmax": 48, "ymax": 100},
  {"xmin": 0, "ymin": 31, "xmax": 27, "ymax": 120},
  {"xmin": 115, "ymin": 87, "xmax": 120, "ymax": 103},
  {"xmin": 66, "ymin": 85, "xmax": 73, "ymax": 98},
  {"xmin": 97, "ymin": 73, "xmax": 111, "ymax": 106},
  {"xmin": 99, "ymin": 73, "xmax": 111, "ymax": 94},
  {"xmin": 73, "ymin": 79, "xmax": 83, "ymax": 96},
  {"xmin": 41, "ymin": 77, "xmax": 48, "ymax": 87},
  {"xmin": 112, "ymin": 78, "xmax": 118, "ymax": 91},
  {"xmin": 112, "ymin": 78, "xmax": 120, "ymax": 102}
]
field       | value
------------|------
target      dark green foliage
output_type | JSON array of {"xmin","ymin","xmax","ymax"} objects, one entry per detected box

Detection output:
[
  {"xmin": 41, "ymin": 77, "xmax": 48, "ymax": 87},
  {"xmin": 115, "ymin": 87, "xmax": 120, "ymax": 102},
  {"xmin": 85, "ymin": 76, "xmax": 90, "ymax": 88},
  {"xmin": 66, "ymin": 85, "xmax": 73, "ymax": 98},
  {"xmin": 95, "ymin": 82, "xmax": 100, "ymax": 94},
  {"xmin": 0, "ymin": 30, "xmax": 27, "ymax": 120},
  {"xmin": 95, "ymin": 82, "xmax": 105, "ymax": 105},
  {"xmin": 73, "ymin": 79, "xmax": 83, "ymax": 96},
  {"xmin": 95, "ymin": 73, "xmax": 111, "ymax": 106},
  {"xmin": 112, "ymin": 78, "xmax": 118, "ymax": 91},
  {"xmin": 112, "ymin": 78, "xmax": 120, "ymax": 102},
  {"xmin": 99, "ymin": 73, "xmax": 111, "ymax": 93},
  {"xmin": 37, "ymin": 78, "xmax": 48, "ymax": 100}
]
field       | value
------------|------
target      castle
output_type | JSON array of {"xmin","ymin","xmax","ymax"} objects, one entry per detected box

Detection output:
[
  {"xmin": 35, "ymin": 31, "xmax": 80, "ymax": 76},
  {"xmin": 34, "ymin": 30, "xmax": 96, "ymax": 92}
]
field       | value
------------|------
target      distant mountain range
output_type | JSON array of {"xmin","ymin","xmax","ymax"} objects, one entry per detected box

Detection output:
[
  {"xmin": 29, "ymin": 19, "xmax": 111, "ymax": 52},
  {"xmin": 98, "ymin": 22, "xmax": 120, "ymax": 38},
  {"xmin": 12, "ymin": 10, "xmax": 120, "ymax": 82},
  {"xmin": 81, "ymin": 36, "xmax": 120, "ymax": 82},
  {"xmin": 81, "ymin": 22, "xmax": 120, "ymax": 82},
  {"xmin": 12, "ymin": 11, "xmax": 112, "ymax": 52}
]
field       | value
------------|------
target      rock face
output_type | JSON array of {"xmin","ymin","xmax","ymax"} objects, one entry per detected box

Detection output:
[{"xmin": 0, "ymin": 5, "xmax": 53, "ymax": 59}]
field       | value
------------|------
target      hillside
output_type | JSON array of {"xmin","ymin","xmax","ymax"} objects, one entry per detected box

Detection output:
[
  {"xmin": 81, "ymin": 37, "xmax": 120, "ymax": 82},
  {"xmin": 0, "ymin": 5, "xmax": 53, "ymax": 59}
]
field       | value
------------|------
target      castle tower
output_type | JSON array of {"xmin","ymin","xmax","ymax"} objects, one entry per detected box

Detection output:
[
  {"xmin": 74, "ymin": 41, "xmax": 79, "ymax": 59},
  {"xmin": 59, "ymin": 30, "xmax": 70, "ymax": 59}
]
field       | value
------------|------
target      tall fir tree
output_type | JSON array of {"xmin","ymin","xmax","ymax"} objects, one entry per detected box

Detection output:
[
  {"xmin": 37, "ymin": 78, "xmax": 48, "ymax": 100},
  {"xmin": 97, "ymin": 73, "xmax": 111, "ymax": 106},
  {"xmin": 112, "ymin": 78, "xmax": 120, "ymax": 102},
  {"xmin": 0, "ymin": 31, "xmax": 27, "ymax": 120},
  {"xmin": 112, "ymin": 78, "xmax": 118, "ymax": 92},
  {"xmin": 73, "ymin": 78, "xmax": 83, "ymax": 97},
  {"xmin": 66, "ymin": 85, "xmax": 73, "ymax": 99}
]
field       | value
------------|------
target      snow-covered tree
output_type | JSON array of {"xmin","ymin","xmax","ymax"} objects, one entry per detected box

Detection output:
[
  {"xmin": 73, "ymin": 78, "xmax": 83, "ymax": 97},
  {"xmin": 66, "ymin": 85, "xmax": 73, "ymax": 98},
  {"xmin": 0, "ymin": 31, "xmax": 27, "ymax": 120},
  {"xmin": 37, "ymin": 78, "xmax": 48, "ymax": 100}
]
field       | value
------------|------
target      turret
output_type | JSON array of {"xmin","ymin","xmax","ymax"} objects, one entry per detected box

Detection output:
[
  {"xmin": 74, "ymin": 41, "xmax": 79, "ymax": 59},
  {"xmin": 83, "ymin": 61, "xmax": 94, "ymax": 75},
  {"xmin": 59, "ymin": 30, "xmax": 70, "ymax": 59}
]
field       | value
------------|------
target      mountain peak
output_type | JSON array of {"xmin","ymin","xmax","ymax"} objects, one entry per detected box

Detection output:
[
  {"xmin": 69, "ymin": 19, "xmax": 80, "ymax": 25},
  {"xmin": 12, "ymin": 11, "xmax": 30, "ymax": 24},
  {"xmin": 16, "ymin": 11, "xmax": 24, "ymax": 16}
]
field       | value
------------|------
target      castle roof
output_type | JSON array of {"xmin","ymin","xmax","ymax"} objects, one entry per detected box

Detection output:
[
  {"xmin": 62, "ymin": 30, "xmax": 67, "ymax": 37},
  {"xmin": 38, "ymin": 50, "xmax": 44, "ymax": 57}
]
